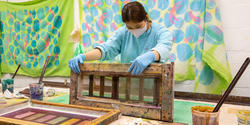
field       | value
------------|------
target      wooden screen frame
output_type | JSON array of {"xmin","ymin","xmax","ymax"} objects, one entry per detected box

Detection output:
[{"xmin": 69, "ymin": 63, "xmax": 174, "ymax": 122}]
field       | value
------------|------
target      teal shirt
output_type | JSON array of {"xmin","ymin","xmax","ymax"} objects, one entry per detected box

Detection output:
[{"xmin": 96, "ymin": 22, "xmax": 173, "ymax": 63}]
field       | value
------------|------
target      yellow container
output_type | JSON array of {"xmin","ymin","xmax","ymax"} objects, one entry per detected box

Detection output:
[
  {"xmin": 191, "ymin": 106, "xmax": 219, "ymax": 125},
  {"xmin": 237, "ymin": 110, "xmax": 250, "ymax": 125}
]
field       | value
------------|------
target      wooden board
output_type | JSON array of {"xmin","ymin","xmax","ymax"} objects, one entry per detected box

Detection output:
[
  {"xmin": 0, "ymin": 97, "xmax": 28, "ymax": 109},
  {"xmin": 78, "ymin": 63, "xmax": 163, "ymax": 77},
  {"xmin": 0, "ymin": 100, "xmax": 120, "ymax": 125}
]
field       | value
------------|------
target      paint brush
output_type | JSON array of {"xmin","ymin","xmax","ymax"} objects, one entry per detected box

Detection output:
[
  {"xmin": 38, "ymin": 56, "xmax": 50, "ymax": 85},
  {"xmin": 12, "ymin": 64, "xmax": 21, "ymax": 79},
  {"xmin": 213, "ymin": 57, "xmax": 250, "ymax": 112}
]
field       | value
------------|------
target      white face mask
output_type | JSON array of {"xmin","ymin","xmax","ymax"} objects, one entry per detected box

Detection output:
[{"xmin": 128, "ymin": 22, "xmax": 147, "ymax": 38}]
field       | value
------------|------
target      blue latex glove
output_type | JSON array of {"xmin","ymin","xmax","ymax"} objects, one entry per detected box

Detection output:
[
  {"xmin": 128, "ymin": 51, "xmax": 156, "ymax": 75},
  {"xmin": 68, "ymin": 54, "xmax": 85, "ymax": 73}
]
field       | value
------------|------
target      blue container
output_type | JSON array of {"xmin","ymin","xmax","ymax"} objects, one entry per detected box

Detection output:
[
  {"xmin": 29, "ymin": 83, "xmax": 43, "ymax": 100},
  {"xmin": 1, "ymin": 79, "xmax": 14, "ymax": 94}
]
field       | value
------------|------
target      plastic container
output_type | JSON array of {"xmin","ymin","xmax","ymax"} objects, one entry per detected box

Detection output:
[
  {"xmin": 2, "ymin": 79, "xmax": 14, "ymax": 98},
  {"xmin": 29, "ymin": 83, "xmax": 43, "ymax": 100},
  {"xmin": 237, "ymin": 110, "xmax": 250, "ymax": 125},
  {"xmin": 192, "ymin": 106, "xmax": 219, "ymax": 125},
  {"xmin": 1, "ymin": 78, "xmax": 14, "ymax": 93}
]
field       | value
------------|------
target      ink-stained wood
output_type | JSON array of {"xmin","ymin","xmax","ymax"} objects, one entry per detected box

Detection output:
[
  {"xmin": 153, "ymin": 78, "xmax": 160, "ymax": 105},
  {"xmin": 174, "ymin": 91, "xmax": 250, "ymax": 106},
  {"xmin": 161, "ymin": 63, "xmax": 174, "ymax": 122},
  {"xmin": 139, "ymin": 77, "xmax": 144, "ymax": 101},
  {"xmin": 75, "ymin": 97, "xmax": 161, "ymax": 120},
  {"xmin": 0, "ymin": 98, "xmax": 28, "ymax": 110},
  {"xmin": 0, "ymin": 117, "xmax": 44, "ymax": 125},
  {"xmin": 70, "ymin": 63, "xmax": 174, "ymax": 122},
  {"xmin": 126, "ymin": 77, "xmax": 131, "ymax": 101},
  {"xmin": 100, "ymin": 76, "xmax": 105, "ymax": 97},
  {"xmin": 32, "ymin": 100, "xmax": 112, "ymax": 112},
  {"xmin": 79, "ymin": 63, "xmax": 163, "ymax": 77},
  {"xmin": 42, "ymin": 81, "xmax": 70, "ymax": 88},
  {"xmin": 0, "ymin": 100, "xmax": 121, "ymax": 125},
  {"xmin": 89, "ymin": 75, "xmax": 94, "ymax": 96},
  {"xmin": 112, "ymin": 77, "xmax": 119, "ymax": 99},
  {"xmin": 69, "ymin": 71, "xmax": 78, "ymax": 104},
  {"xmin": 77, "ymin": 72, "xmax": 85, "ymax": 98},
  {"xmin": 158, "ymin": 77, "xmax": 162, "ymax": 106}
]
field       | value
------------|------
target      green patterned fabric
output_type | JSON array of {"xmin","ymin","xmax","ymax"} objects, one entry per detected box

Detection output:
[
  {"xmin": 0, "ymin": 0, "xmax": 74, "ymax": 77},
  {"xmin": 78, "ymin": 0, "xmax": 232, "ymax": 94}
]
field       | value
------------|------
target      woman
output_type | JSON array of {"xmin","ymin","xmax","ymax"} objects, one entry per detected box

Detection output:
[{"xmin": 69, "ymin": 1, "xmax": 172, "ymax": 75}]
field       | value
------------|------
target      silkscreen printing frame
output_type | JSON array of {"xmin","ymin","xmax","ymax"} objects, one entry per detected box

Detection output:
[
  {"xmin": 69, "ymin": 63, "xmax": 174, "ymax": 122},
  {"xmin": 0, "ymin": 100, "xmax": 120, "ymax": 125}
]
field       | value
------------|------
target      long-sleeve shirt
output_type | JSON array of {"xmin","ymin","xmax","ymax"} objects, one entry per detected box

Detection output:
[{"xmin": 96, "ymin": 22, "xmax": 173, "ymax": 63}]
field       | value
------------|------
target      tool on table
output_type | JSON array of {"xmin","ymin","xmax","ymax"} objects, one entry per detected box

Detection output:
[{"xmin": 213, "ymin": 57, "xmax": 250, "ymax": 112}]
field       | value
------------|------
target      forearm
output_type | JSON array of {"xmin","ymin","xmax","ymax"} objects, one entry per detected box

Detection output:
[
  {"xmin": 152, "ymin": 50, "xmax": 160, "ymax": 61},
  {"xmin": 84, "ymin": 49, "xmax": 102, "ymax": 61}
]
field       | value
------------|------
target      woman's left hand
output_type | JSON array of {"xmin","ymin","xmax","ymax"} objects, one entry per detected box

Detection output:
[{"xmin": 128, "ymin": 51, "xmax": 156, "ymax": 75}]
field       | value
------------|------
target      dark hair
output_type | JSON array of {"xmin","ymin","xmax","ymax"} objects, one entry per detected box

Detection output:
[{"xmin": 122, "ymin": 1, "xmax": 150, "ymax": 23}]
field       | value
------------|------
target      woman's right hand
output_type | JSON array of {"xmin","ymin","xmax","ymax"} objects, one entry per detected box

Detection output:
[{"xmin": 68, "ymin": 54, "xmax": 85, "ymax": 73}]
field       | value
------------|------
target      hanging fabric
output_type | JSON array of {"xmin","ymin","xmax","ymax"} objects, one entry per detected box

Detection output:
[
  {"xmin": 0, "ymin": 0, "xmax": 74, "ymax": 77},
  {"xmin": 78, "ymin": 0, "xmax": 232, "ymax": 94}
]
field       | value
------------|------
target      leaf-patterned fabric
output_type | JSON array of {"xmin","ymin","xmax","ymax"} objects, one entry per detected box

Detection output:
[{"xmin": 0, "ymin": 0, "xmax": 74, "ymax": 77}]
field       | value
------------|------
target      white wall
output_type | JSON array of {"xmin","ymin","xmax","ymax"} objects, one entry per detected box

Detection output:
[
  {"xmin": 1, "ymin": 0, "xmax": 249, "ymax": 97},
  {"xmin": 219, "ymin": 0, "xmax": 250, "ymax": 96}
]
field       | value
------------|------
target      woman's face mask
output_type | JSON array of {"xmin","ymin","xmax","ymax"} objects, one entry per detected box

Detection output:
[{"xmin": 126, "ymin": 21, "xmax": 147, "ymax": 38}]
